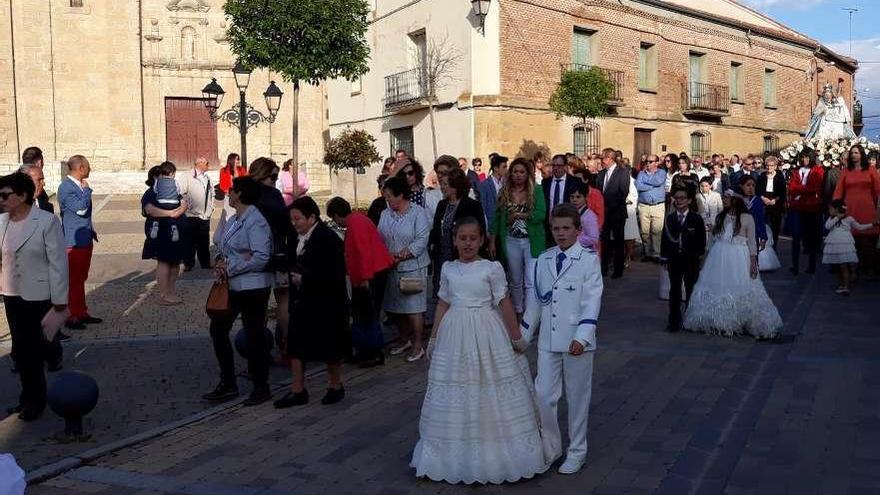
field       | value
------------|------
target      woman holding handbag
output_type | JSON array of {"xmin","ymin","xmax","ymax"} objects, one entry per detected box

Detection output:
[
  {"xmin": 203, "ymin": 176, "xmax": 274, "ymax": 406},
  {"xmin": 378, "ymin": 176, "xmax": 431, "ymax": 362}
]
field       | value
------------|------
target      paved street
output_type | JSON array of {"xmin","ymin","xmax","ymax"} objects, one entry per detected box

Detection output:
[{"xmin": 1, "ymin": 193, "xmax": 879, "ymax": 494}]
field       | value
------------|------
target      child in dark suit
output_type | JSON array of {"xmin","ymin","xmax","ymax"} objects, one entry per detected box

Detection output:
[{"xmin": 661, "ymin": 186, "xmax": 706, "ymax": 332}]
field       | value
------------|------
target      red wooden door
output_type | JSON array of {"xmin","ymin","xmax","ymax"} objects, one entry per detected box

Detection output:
[{"xmin": 165, "ymin": 98, "xmax": 219, "ymax": 168}]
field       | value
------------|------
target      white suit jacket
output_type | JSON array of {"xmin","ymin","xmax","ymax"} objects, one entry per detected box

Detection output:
[
  {"xmin": 521, "ymin": 243, "xmax": 603, "ymax": 352},
  {"xmin": 0, "ymin": 207, "xmax": 69, "ymax": 304}
]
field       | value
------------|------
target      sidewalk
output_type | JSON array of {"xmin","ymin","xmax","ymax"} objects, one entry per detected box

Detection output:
[{"xmin": 25, "ymin": 251, "xmax": 880, "ymax": 494}]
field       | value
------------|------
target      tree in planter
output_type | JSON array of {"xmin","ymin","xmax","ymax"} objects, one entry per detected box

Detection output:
[
  {"xmin": 548, "ymin": 66, "xmax": 614, "ymax": 131},
  {"xmin": 324, "ymin": 129, "xmax": 381, "ymax": 208},
  {"xmin": 224, "ymin": 0, "xmax": 370, "ymax": 186},
  {"xmin": 418, "ymin": 35, "xmax": 461, "ymax": 161}
]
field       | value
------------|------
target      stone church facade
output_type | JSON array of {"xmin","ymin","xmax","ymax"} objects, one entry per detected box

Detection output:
[{"xmin": 0, "ymin": 0, "xmax": 329, "ymax": 191}]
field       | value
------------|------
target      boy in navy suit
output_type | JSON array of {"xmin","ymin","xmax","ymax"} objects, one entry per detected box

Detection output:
[{"xmin": 660, "ymin": 186, "xmax": 706, "ymax": 332}]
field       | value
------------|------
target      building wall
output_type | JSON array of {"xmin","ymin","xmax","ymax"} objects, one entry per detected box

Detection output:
[
  {"xmin": 492, "ymin": 0, "xmax": 854, "ymax": 158},
  {"xmin": 0, "ymin": 0, "xmax": 328, "ymax": 190}
]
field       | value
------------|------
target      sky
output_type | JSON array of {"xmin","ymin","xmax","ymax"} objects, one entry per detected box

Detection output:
[{"xmin": 740, "ymin": 0, "xmax": 880, "ymax": 140}]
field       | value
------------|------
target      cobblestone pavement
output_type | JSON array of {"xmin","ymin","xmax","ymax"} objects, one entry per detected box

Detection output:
[{"xmin": 3, "ymin": 194, "xmax": 878, "ymax": 494}]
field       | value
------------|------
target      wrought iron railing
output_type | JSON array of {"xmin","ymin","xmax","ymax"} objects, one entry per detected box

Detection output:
[
  {"xmin": 682, "ymin": 82, "xmax": 730, "ymax": 115},
  {"xmin": 561, "ymin": 63, "xmax": 624, "ymax": 102},
  {"xmin": 384, "ymin": 67, "xmax": 428, "ymax": 109}
]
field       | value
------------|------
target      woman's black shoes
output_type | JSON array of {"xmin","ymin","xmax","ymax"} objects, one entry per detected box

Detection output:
[
  {"xmin": 202, "ymin": 383, "xmax": 239, "ymax": 402},
  {"xmin": 321, "ymin": 386, "xmax": 345, "ymax": 405},
  {"xmin": 274, "ymin": 390, "xmax": 309, "ymax": 409},
  {"xmin": 243, "ymin": 387, "xmax": 272, "ymax": 407}
]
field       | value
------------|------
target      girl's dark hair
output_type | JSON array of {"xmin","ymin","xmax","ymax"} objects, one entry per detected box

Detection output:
[
  {"xmin": 0, "ymin": 172, "xmax": 36, "ymax": 205},
  {"xmin": 796, "ymin": 148, "xmax": 817, "ymax": 168},
  {"xmin": 225, "ymin": 153, "xmax": 239, "ymax": 172},
  {"xmin": 396, "ymin": 159, "xmax": 425, "ymax": 185},
  {"xmin": 158, "ymin": 161, "xmax": 176, "ymax": 176},
  {"xmin": 714, "ymin": 193, "xmax": 747, "ymax": 237},
  {"xmin": 830, "ymin": 198, "xmax": 847, "ymax": 213},
  {"xmin": 572, "ymin": 180, "xmax": 588, "ymax": 197},
  {"xmin": 145, "ymin": 165, "xmax": 162, "ymax": 187},
  {"xmin": 382, "ymin": 176, "xmax": 410, "ymax": 199},
  {"xmin": 846, "ymin": 144, "xmax": 870, "ymax": 171},
  {"xmin": 231, "ymin": 176, "xmax": 261, "ymax": 205},
  {"xmin": 291, "ymin": 195, "xmax": 321, "ymax": 220},
  {"xmin": 282, "ymin": 159, "xmax": 293, "ymax": 172},
  {"xmin": 665, "ymin": 153, "xmax": 679, "ymax": 170},
  {"xmin": 452, "ymin": 216, "xmax": 485, "ymax": 237},
  {"xmin": 738, "ymin": 174, "xmax": 756, "ymax": 186}
]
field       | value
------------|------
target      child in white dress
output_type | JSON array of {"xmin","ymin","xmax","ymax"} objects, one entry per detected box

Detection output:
[
  {"xmin": 823, "ymin": 199, "xmax": 876, "ymax": 295},
  {"xmin": 412, "ymin": 217, "xmax": 553, "ymax": 484}
]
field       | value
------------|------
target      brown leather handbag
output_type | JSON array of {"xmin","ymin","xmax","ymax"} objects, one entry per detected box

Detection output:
[{"xmin": 206, "ymin": 280, "xmax": 231, "ymax": 320}]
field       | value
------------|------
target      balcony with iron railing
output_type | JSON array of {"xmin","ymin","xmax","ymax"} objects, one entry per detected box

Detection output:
[
  {"xmin": 384, "ymin": 67, "xmax": 430, "ymax": 112},
  {"xmin": 682, "ymin": 82, "xmax": 730, "ymax": 117},
  {"xmin": 560, "ymin": 63, "xmax": 624, "ymax": 105}
]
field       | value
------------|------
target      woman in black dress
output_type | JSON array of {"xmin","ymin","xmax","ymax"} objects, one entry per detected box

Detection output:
[{"xmin": 274, "ymin": 196, "xmax": 349, "ymax": 408}]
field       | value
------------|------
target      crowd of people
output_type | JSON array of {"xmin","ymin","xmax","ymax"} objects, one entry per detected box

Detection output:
[{"xmin": 1, "ymin": 140, "xmax": 878, "ymax": 483}]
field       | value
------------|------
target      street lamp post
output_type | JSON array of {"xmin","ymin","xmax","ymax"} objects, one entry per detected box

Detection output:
[{"xmin": 201, "ymin": 61, "xmax": 283, "ymax": 167}]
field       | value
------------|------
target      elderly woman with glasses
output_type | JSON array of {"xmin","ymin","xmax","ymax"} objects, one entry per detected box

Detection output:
[
  {"xmin": 396, "ymin": 160, "xmax": 427, "ymax": 210},
  {"xmin": 378, "ymin": 176, "xmax": 431, "ymax": 362}
]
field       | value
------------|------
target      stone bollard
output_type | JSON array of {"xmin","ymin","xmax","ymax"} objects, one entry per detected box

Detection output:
[{"xmin": 47, "ymin": 371, "xmax": 99, "ymax": 441}]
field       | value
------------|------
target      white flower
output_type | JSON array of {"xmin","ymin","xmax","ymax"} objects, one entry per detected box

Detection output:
[{"xmin": 823, "ymin": 160, "xmax": 831, "ymax": 167}]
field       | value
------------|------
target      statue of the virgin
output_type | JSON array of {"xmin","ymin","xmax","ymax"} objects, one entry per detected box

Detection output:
[{"xmin": 804, "ymin": 83, "xmax": 856, "ymax": 140}]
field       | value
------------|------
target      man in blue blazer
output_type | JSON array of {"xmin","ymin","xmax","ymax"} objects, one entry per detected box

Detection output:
[
  {"xmin": 478, "ymin": 154, "xmax": 507, "ymax": 229},
  {"xmin": 58, "ymin": 155, "xmax": 102, "ymax": 329}
]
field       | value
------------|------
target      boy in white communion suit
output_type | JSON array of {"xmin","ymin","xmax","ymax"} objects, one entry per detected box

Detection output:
[{"xmin": 520, "ymin": 203, "xmax": 603, "ymax": 475}]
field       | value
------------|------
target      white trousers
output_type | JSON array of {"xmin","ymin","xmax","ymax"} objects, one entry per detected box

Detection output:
[
  {"xmin": 504, "ymin": 236, "xmax": 536, "ymax": 314},
  {"xmin": 638, "ymin": 202, "xmax": 666, "ymax": 257},
  {"xmin": 535, "ymin": 349, "xmax": 594, "ymax": 463}
]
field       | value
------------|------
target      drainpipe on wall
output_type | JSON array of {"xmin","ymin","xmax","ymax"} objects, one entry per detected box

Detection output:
[
  {"xmin": 138, "ymin": 0, "xmax": 147, "ymax": 169},
  {"xmin": 8, "ymin": 0, "xmax": 21, "ymax": 159},
  {"xmin": 47, "ymin": 0, "xmax": 59, "ymax": 161}
]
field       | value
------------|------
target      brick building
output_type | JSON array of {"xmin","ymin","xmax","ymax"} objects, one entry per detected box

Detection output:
[
  {"xmin": 328, "ymin": 0, "xmax": 857, "ymax": 195},
  {"xmin": 0, "ymin": 0, "xmax": 329, "ymax": 191}
]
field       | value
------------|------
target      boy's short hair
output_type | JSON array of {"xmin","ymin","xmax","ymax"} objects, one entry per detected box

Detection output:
[
  {"xmin": 550, "ymin": 203, "xmax": 581, "ymax": 229},
  {"xmin": 326, "ymin": 196, "xmax": 352, "ymax": 218}
]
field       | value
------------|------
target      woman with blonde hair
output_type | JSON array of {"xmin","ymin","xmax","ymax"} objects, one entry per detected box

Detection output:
[{"xmin": 488, "ymin": 158, "xmax": 547, "ymax": 316}]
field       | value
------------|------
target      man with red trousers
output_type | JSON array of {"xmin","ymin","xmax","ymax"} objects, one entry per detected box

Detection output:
[{"xmin": 58, "ymin": 155, "xmax": 102, "ymax": 329}]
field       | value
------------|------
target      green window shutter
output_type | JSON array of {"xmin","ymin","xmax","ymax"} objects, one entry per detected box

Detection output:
[
  {"xmin": 572, "ymin": 30, "xmax": 592, "ymax": 66},
  {"xmin": 639, "ymin": 47, "xmax": 648, "ymax": 88}
]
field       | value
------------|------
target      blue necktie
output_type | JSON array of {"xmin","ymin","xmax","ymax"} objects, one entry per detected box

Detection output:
[
  {"xmin": 553, "ymin": 179, "xmax": 563, "ymax": 207},
  {"xmin": 556, "ymin": 252, "xmax": 566, "ymax": 274}
]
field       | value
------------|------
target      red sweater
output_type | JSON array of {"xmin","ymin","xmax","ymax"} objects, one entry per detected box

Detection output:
[
  {"xmin": 787, "ymin": 166, "xmax": 825, "ymax": 213},
  {"xmin": 345, "ymin": 212, "xmax": 395, "ymax": 286}
]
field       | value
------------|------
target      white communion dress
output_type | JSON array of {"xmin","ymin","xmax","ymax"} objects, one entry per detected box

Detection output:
[
  {"xmin": 758, "ymin": 225, "xmax": 781, "ymax": 272},
  {"xmin": 411, "ymin": 259, "xmax": 554, "ymax": 484},
  {"xmin": 684, "ymin": 214, "xmax": 783, "ymax": 339}
]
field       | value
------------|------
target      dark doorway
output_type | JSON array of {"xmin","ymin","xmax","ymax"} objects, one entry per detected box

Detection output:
[{"xmin": 634, "ymin": 129, "xmax": 653, "ymax": 163}]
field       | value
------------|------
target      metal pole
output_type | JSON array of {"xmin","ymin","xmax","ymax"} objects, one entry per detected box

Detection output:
[
  {"xmin": 842, "ymin": 8, "xmax": 858, "ymax": 57},
  {"xmin": 239, "ymin": 89, "xmax": 248, "ymax": 167}
]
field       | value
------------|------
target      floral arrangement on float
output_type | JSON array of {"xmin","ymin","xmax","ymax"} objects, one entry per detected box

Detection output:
[
  {"xmin": 779, "ymin": 136, "xmax": 879, "ymax": 169},
  {"xmin": 777, "ymin": 83, "xmax": 878, "ymax": 169}
]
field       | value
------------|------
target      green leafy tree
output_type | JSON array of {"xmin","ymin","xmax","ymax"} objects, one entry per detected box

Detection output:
[
  {"xmin": 224, "ymin": 0, "xmax": 371, "ymax": 175},
  {"xmin": 548, "ymin": 67, "xmax": 614, "ymax": 127},
  {"xmin": 324, "ymin": 128, "xmax": 381, "ymax": 207}
]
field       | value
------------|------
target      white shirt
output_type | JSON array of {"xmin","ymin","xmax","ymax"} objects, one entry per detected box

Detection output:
[
  {"xmin": 296, "ymin": 222, "xmax": 318, "ymax": 257},
  {"xmin": 799, "ymin": 167, "xmax": 811, "ymax": 185},
  {"xmin": 692, "ymin": 167, "xmax": 710, "ymax": 180},
  {"xmin": 0, "ymin": 216, "xmax": 28, "ymax": 296},
  {"xmin": 603, "ymin": 165, "xmax": 617, "ymax": 190},
  {"xmin": 491, "ymin": 175, "xmax": 503, "ymax": 194},
  {"xmin": 765, "ymin": 173, "xmax": 775, "ymax": 193},
  {"xmin": 550, "ymin": 175, "xmax": 567, "ymax": 206},
  {"xmin": 67, "ymin": 175, "xmax": 84, "ymax": 192}
]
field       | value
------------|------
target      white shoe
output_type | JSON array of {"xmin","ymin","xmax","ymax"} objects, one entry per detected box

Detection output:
[
  {"xmin": 406, "ymin": 348, "xmax": 425, "ymax": 362},
  {"xmin": 389, "ymin": 341, "xmax": 412, "ymax": 356},
  {"xmin": 557, "ymin": 457, "xmax": 585, "ymax": 475}
]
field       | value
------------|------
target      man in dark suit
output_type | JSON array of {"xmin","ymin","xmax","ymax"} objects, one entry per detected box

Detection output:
[
  {"xmin": 660, "ymin": 187, "xmax": 706, "ymax": 332},
  {"xmin": 542, "ymin": 154, "xmax": 584, "ymax": 246},
  {"xmin": 21, "ymin": 146, "xmax": 52, "ymax": 213},
  {"xmin": 597, "ymin": 148, "xmax": 630, "ymax": 278},
  {"xmin": 709, "ymin": 163, "xmax": 730, "ymax": 194},
  {"xmin": 478, "ymin": 154, "xmax": 507, "ymax": 229},
  {"xmin": 730, "ymin": 156, "xmax": 758, "ymax": 188},
  {"xmin": 458, "ymin": 157, "xmax": 481, "ymax": 202}
]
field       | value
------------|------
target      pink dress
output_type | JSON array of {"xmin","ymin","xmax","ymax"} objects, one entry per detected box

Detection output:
[
  {"xmin": 279, "ymin": 170, "xmax": 311, "ymax": 206},
  {"xmin": 577, "ymin": 207, "xmax": 600, "ymax": 251}
]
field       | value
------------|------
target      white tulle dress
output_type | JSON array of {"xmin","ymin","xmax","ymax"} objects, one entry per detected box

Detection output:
[
  {"xmin": 684, "ymin": 214, "xmax": 783, "ymax": 339},
  {"xmin": 411, "ymin": 259, "xmax": 554, "ymax": 484},
  {"xmin": 758, "ymin": 225, "xmax": 781, "ymax": 272}
]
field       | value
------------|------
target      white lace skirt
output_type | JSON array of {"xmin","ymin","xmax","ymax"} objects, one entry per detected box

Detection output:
[
  {"xmin": 823, "ymin": 241, "xmax": 858, "ymax": 264},
  {"xmin": 411, "ymin": 307, "xmax": 554, "ymax": 484},
  {"xmin": 684, "ymin": 240, "xmax": 783, "ymax": 339},
  {"xmin": 758, "ymin": 225, "xmax": 781, "ymax": 272}
]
